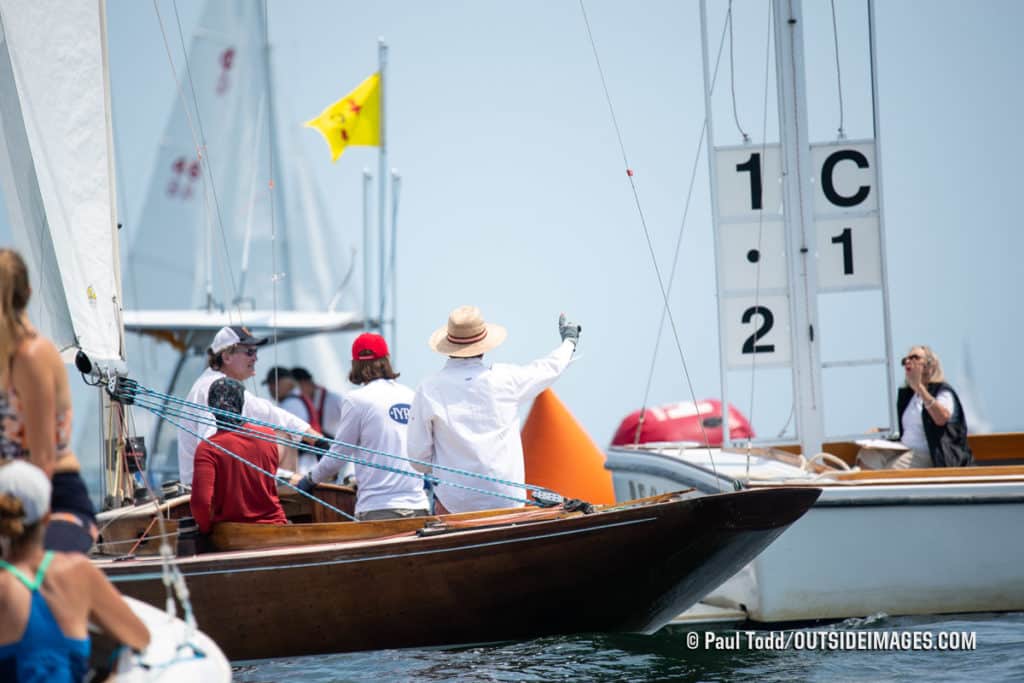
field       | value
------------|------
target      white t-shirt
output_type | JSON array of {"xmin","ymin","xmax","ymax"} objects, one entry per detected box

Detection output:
[
  {"xmin": 406, "ymin": 340, "xmax": 575, "ymax": 513},
  {"xmin": 308, "ymin": 379, "xmax": 427, "ymax": 516},
  {"xmin": 176, "ymin": 367, "xmax": 311, "ymax": 485},
  {"xmin": 282, "ymin": 386, "xmax": 352, "ymax": 478},
  {"xmin": 900, "ymin": 389, "xmax": 954, "ymax": 454}
]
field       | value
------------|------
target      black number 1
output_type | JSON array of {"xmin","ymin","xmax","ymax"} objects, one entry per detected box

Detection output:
[
  {"xmin": 736, "ymin": 153, "xmax": 763, "ymax": 210},
  {"xmin": 830, "ymin": 227, "xmax": 854, "ymax": 275}
]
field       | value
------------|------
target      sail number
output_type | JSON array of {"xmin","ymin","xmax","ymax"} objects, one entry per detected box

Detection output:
[{"xmin": 716, "ymin": 142, "xmax": 882, "ymax": 294}]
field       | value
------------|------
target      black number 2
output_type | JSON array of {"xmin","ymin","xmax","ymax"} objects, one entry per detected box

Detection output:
[
  {"xmin": 741, "ymin": 306, "xmax": 775, "ymax": 354},
  {"xmin": 736, "ymin": 153, "xmax": 763, "ymax": 210},
  {"xmin": 830, "ymin": 227, "xmax": 854, "ymax": 275}
]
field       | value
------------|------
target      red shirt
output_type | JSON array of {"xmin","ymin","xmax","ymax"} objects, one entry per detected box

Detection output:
[{"xmin": 191, "ymin": 423, "xmax": 288, "ymax": 533}]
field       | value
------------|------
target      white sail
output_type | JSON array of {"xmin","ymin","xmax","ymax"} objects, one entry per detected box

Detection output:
[
  {"xmin": 0, "ymin": 0, "xmax": 123, "ymax": 365},
  {"xmin": 124, "ymin": 0, "xmax": 358, "ymax": 387}
]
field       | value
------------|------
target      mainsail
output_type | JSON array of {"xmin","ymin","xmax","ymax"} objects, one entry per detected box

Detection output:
[
  {"xmin": 121, "ymin": 0, "xmax": 362, "ymax": 476},
  {"xmin": 124, "ymin": 0, "xmax": 359, "ymax": 384},
  {"xmin": 0, "ymin": 0, "xmax": 123, "ymax": 367}
]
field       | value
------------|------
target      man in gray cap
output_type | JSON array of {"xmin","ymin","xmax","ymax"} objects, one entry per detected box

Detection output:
[
  {"xmin": 407, "ymin": 307, "xmax": 580, "ymax": 514},
  {"xmin": 177, "ymin": 326, "xmax": 324, "ymax": 486}
]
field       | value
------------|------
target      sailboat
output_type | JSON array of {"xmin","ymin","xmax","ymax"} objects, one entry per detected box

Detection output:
[
  {"xmin": 57, "ymin": 1, "xmax": 837, "ymax": 661},
  {"xmin": 114, "ymin": 0, "xmax": 367, "ymax": 487},
  {"xmin": 602, "ymin": 0, "xmax": 1024, "ymax": 624},
  {"xmin": 0, "ymin": 0, "xmax": 231, "ymax": 677}
]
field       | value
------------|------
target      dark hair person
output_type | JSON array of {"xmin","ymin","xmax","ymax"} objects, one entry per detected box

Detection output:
[
  {"xmin": 0, "ymin": 249, "xmax": 96, "ymax": 552},
  {"xmin": 0, "ymin": 460, "xmax": 149, "ymax": 680}
]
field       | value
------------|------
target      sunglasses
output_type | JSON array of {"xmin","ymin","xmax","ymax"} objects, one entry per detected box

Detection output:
[
  {"xmin": 901, "ymin": 354, "xmax": 923, "ymax": 366},
  {"xmin": 233, "ymin": 346, "xmax": 259, "ymax": 357}
]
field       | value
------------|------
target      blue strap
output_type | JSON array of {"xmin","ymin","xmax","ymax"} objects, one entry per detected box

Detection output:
[{"xmin": 0, "ymin": 551, "xmax": 53, "ymax": 591}]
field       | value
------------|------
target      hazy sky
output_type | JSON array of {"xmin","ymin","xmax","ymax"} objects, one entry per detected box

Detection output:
[{"xmin": 92, "ymin": 0, "xmax": 1024, "ymax": 449}]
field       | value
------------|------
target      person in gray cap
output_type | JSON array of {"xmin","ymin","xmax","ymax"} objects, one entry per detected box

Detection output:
[
  {"xmin": 190, "ymin": 378, "xmax": 288, "ymax": 535},
  {"xmin": 177, "ymin": 325, "xmax": 324, "ymax": 486},
  {"xmin": 407, "ymin": 307, "xmax": 580, "ymax": 514},
  {"xmin": 0, "ymin": 460, "xmax": 150, "ymax": 675}
]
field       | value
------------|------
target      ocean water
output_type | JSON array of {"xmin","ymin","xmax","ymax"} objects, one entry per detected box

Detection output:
[{"xmin": 232, "ymin": 612, "xmax": 1024, "ymax": 682}]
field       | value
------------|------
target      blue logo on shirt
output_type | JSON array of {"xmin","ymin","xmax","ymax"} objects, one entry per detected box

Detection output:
[{"xmin": 389, "ymin": 403, "xmax": 411, "ymax": 424}]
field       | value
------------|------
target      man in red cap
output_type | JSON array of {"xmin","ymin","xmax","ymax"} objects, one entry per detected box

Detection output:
[{"xmin": 295, "ymin": 333, "xmax": 428, "ymax": 520}]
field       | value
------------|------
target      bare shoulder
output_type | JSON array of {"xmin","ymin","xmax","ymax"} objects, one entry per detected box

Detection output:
[{"xmin": 14, "ymin": 334, "xmax": 62, "ymax": 369}]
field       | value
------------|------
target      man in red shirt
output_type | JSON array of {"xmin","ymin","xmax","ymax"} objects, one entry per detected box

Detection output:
[{"xmin": 191, "ymin": 377, "xmax": 288, "ymax": 534}]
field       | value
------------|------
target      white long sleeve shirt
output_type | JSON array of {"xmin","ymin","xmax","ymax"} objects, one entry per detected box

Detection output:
[
  {"xmin": 406, "ymin": 340, "xmax": 575, "ymax": 513},
  {"xmin": 177, "ymin": 367, "xmax": 311, "ymax": 485},
  {"xmin": 308, "ymin": 379, "xmax": 427, "ymax": 516}
]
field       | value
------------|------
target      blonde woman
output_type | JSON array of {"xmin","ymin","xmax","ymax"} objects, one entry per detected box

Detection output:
[
  {"xmin": 895, "ymin": 345, "xmax": 973, "ymax": 468},
  {"xmin": 0, "ymin": 249, "xmax": 96, "ymax": 552}
]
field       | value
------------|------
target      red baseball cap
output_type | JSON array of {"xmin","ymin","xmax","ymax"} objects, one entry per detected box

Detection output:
[{"xmin": 352, "ymin": 333, "xmax": 389, "ymax": 360}]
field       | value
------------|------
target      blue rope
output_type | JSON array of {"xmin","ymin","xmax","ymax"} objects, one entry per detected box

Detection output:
[
  {"xmin": 119, "ymin": 379, "xmax": 561, "ymax": 506},
  {"xmin": 151, "ymin": 406, "xmax": 358, "ymax": 521}
]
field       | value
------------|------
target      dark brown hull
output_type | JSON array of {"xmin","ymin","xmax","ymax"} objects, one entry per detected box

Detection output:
[{"xmin": 98, "ymin": 487, "xmax": 819, "ymax": 660}]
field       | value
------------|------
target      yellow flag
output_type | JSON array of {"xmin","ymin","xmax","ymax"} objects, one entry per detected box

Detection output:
[{"xmin": 304, "ymin": 72, "xmax": 381, "ymax": 162}]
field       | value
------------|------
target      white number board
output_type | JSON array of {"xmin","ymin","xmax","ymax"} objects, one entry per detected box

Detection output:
[
  {"xmin": 715, "ymin": 145, "xmax": 783, "ymax": 220},
  {"xmin": 811, "ymin": 142, "xmax": 878, "ymax": 214},
  {"xmin": 815, "ymin": 216, "xmax": 882, "ymax": 291},
  {"xmin": 718, "ymin": 220, "xmax": 788, "ymax": 292},
  {"xmin": 723, "ymin": 295, "xmax": 791, "ymax": 368}
]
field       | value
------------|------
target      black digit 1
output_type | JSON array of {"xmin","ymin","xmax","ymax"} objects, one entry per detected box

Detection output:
[
  {"xmin": 736, "ymin": 153, "xmax": 763, "ymax": 210},
  {"xmin": 831, "ymin": 227, "xmax": 854, "ymax": 275},
  {"xmin": 821, "ymin": 149, "xmax": 870, "ymax": 207},
  {"xmin": 741, "ymin": 306, "xmax": 775, "ymax": 354}
]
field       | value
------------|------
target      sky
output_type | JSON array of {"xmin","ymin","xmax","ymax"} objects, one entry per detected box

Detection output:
[{"xmin": 21, "ymin": 0, "xmax": 1024, "ymax": 456}]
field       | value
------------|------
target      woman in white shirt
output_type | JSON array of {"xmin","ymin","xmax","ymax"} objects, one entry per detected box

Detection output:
[{"xmin": 894, "ymin": 345, "xmax": 973, "ymax": 469}]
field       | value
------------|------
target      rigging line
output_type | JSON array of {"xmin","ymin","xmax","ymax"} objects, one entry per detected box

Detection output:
[
  {"xmin": 745, "ymin": 0, "xmax": 776, "ymax": 463},
  {"xmin": 727, "ymin": 0, "xmax": 750, "ymax": 142},
  {"xmin": 155, "ymin": 406, "xmax": 357, "ymax": 520},
  {"xmin": 137, "ymin": 399, "xmax": 537, "ymax": 508},
  {"xmin": 171, "ymin": 0, "xmax": 241, "ymax": 314},
  {"xmin": 262, "ymin": 0, "xmax": 281, "ymax": 361},
  {"xmin": 634, "ymin": 8, "xmax": 731, "ymax": 446},
  {"xmin": 585, "ymin": 2, "xmax": 720, "ymax": 456},
  {"xmin": 124, "ymin": 384, "xmax": 561, "ymax": 497},
  {"xmin": 133, "ymin": 396, "xmax": 547, "ymax": 504},
  {"xmin": 830, "ymin": 0, "xmax": 846, "ymax": 139},
  {"xmin": 153, "ymin": 0, "xmax": 240, "ymax": 313},
  {"xmin": 579, "ymin": 0, "xmax": 716, "ymax": 455}
]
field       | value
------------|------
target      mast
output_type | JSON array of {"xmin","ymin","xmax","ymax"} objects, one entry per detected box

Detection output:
[
  {"xmin": 698, "ymin": 0, "xmax": 732, "ymax": 447},
  {"xmin": 773, "ymin": 0, "xmax": 824, "ymax": 456},
  {"xmin": 377, "ymin": 39, "xmax": 388, "ymax": 333},
  {"xmin": 362, "ymin": 168, "xmax": 372, "ymax": 330}
]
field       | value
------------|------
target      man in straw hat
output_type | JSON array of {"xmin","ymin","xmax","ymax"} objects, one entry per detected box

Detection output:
[{"xmin": 407, "ymin": 306, "xmax": 581, "ymax": 514}]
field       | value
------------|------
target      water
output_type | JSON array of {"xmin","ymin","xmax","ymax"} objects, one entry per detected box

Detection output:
[{"xmin": 232, "ymin": 612, "xmax": 1024, "ymax": 682}]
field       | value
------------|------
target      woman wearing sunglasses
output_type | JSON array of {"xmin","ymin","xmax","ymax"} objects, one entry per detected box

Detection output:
[{"xmin": 893, "ymin": 345, "xmax": 973, "ymax": 468}]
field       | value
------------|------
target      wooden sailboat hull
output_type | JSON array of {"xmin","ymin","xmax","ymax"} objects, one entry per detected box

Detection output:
[
  {"xmin": 608, "ymin": 444, "xmax": 1024, "ymax": 622},
  {"xmin": 98, "ymin": 487, "xmax": 819, "ymax": 660}
]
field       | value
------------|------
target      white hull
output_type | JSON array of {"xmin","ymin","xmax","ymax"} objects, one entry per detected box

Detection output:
[
  {"xmin": 607, "ymin": 446, "xmax": 1024, "ymax": 622},
  {"xmin": 110, "ymin": 597, "xmax": 232, "ymax": 682}
]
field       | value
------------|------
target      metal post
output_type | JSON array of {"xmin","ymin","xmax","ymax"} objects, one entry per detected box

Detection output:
[
  {"xmin": 362, "ymin": 168, "xmax": 372, "ymax": 330},
  {"xmin": 774, "ymin": 0, "xmax": 824, "ymax": 457},
  {"xmin": 377, "ymin": 39, "xmax": 388, "ymax": 333},
  {"xmin": 699, "ymin": 0, "xmax": 731, "ymax": 447},
  {"xmin": 390, "ymin": 169, "xmax": 401, "ymax": 363}
]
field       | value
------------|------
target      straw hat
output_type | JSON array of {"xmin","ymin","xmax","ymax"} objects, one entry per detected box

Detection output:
[{"xmin": 429, "ymin": 305, "xmax": 507, "ymax": 357}]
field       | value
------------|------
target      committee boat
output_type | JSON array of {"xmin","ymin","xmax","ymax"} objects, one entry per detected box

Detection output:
[{"xmin": 599, "ymin": 0, "xmax": 1024, "ymax": 624}]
